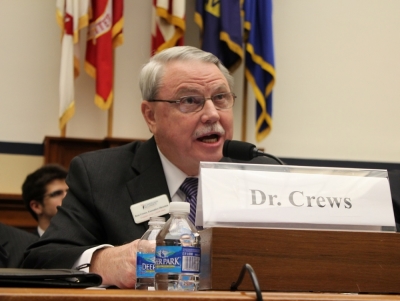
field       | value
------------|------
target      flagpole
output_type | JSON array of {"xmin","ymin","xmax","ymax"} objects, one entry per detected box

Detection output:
[
  {"xmin": 107, "ymin": 101, "xmax": 114, "ymax": 137},
  {"xmin": 107, "ymin": 50, "xmax": 115, "ymax": 137},
  {"xmin": 61, "ymin": 126, "xmax": 66, "ymax": 137},
  {"xmin": 241, "ymin": 71, "xmax": 248, "ymax": 142}
]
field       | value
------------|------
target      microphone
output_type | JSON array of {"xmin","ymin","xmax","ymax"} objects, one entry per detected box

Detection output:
[{"xmin": 223, "ymin": 140, "xmax": 284, "ymax": 165}]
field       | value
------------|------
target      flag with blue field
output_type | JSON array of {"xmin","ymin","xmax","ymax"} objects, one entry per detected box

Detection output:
[
  {"xmin": 195, "ymin": 0, "xmax": 243, "ymax": 72},
  {"xmin": 244, "ymin": 0, "xmax": 275, "ymax": 142}
]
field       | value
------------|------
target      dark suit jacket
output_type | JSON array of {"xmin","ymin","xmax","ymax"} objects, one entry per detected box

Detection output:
[
  {"xmin": 0, "ymin": 223, "xmax": 38, "ymax": 268},
  {"xmin": 22, "ymin": 137, "xmax": 280, "ymax": 269}
]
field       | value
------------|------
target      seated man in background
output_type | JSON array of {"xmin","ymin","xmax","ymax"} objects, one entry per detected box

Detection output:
[
  {"xmin": 22, "ymin": 164, "xmax": 68, "ymax": 236},
  {"xmin": 22, "ymin": 46, "xmax": 280, "ymax": 287},
  {"xmin": 0, "ymin": 222, "xmax": 38, "ymax": 268}
]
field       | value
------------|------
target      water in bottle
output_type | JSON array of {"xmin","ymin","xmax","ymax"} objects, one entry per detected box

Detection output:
[
  {"xmin": 154, "ymin": 202, "xmax": 201, "ymax": 291},
  {"xmin": 135, "ymin": 216, "xmax": 166, "ymax": 290}
]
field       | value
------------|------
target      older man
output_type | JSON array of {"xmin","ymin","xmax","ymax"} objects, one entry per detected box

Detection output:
[{"xmin": 23, "ymin": 46, "xmax": 279, "ymax": 288}]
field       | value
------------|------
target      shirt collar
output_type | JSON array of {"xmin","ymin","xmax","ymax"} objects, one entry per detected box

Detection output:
[
  {"xmin": 157, "ymin": 147, "xmax": 188, "ymax": 199},
  {"xmin": 37, "ymin": 226, "xmax": 45, "ymax": 237}
]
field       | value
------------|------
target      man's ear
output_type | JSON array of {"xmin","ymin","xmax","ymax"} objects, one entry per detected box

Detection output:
[
  {"xmin": 30, "ymin": 200, "xmax": 43, "ymax": 216},
  {"xmin": 141, "ymin": 101, "xmax": 156, "ymax": 134}
]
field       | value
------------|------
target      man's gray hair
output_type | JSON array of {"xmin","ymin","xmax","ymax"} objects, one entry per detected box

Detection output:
[{"xmin": 139, "ymin": 46, "xmax": 234, "ymax": 100}]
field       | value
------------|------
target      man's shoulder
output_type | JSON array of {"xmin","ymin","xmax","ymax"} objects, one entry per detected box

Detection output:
[
  {"xmin": 0, "ymin": 223, "xmax": 38, "ymax": 242},
  {"xmin": 68, "ymin": 138, "xmax": 158, "ymax": 175}
]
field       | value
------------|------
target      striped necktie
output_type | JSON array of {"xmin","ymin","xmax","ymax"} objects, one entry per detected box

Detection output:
[{"xmin": 179, "ymin": 177, "xmax": 198, "ymax": 225}]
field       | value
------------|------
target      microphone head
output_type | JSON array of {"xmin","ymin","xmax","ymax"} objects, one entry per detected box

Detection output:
[{"xmin": 223, "ymin": 140, "xmax": 257, "ymax": 161}]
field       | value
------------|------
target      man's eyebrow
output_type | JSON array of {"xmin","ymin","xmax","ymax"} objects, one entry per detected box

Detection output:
[
  {"xmin": 176, "ymin": 88, "xmax": 201, "ymax": 95},
  {"xmin": 176, "ymin": 85, "xmax": 229, "ymax": 96}
]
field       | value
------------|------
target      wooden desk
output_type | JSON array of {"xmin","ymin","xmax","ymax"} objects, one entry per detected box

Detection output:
[
  {"xmin": 0, "ymin": 288, "xmax": 400, "ymax": 301},
  {"xmin": 200, "ymin": 228, "xmax": 400, "ymax": 293}
]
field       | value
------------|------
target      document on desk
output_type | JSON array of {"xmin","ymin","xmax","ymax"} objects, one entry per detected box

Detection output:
[{"xmin": 197, "ymin": 162, "xmax": 396, "ymax": 232}]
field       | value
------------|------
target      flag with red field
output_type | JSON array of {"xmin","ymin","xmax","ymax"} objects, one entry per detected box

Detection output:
[
  {"xmin": 152, "ymin": 0, "xmax": 186, "ymax": 55},
  {"xmin": 85, "ymin": 0, "xmax": 124, "ymax": 110}
]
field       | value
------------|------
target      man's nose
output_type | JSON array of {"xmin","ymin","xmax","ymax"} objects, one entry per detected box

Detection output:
[
  {"xmin": 61, "ymin": 189, "xmax": 68, "ymax": 198},
  {"xmin": 200, "ymin": 99, "xmax": 220, "ymax": 122}
]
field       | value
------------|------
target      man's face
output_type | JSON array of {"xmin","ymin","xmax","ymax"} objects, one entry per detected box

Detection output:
[
  {"xmin": 141, "ymin": 60, "xmax": 234, "ymax": 176},
  {"xmin": 41, "ymin": 179, "xmax": 68, "ymax": 221}
]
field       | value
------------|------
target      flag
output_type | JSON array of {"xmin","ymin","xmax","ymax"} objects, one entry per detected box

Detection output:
[
  {"xmin": 56, "ymin": 0, "xmax": 90, "ymax": 130},
  {"xmin": 85, "ymin": 0, "xmax": 124, "ymax": 110},
  {"xmin": 151, "ymin": 0, "xmax": 186, "ymax": 55},
  {"xmin": 243, "ymin": 0, "xmax": 275, "ymax": 142},
  {"xmin": 195, "ymin": 0, "xmax": 243, "ymax": 72}
]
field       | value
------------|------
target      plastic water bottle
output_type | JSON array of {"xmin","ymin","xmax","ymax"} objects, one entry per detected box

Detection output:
[
  {"xmin": 154, "ymin": 202, "xmax": 201, "ymax": 291},
  {"xmin": 135, "ymin": 216, "xmax": 166, "ymax": 290}
]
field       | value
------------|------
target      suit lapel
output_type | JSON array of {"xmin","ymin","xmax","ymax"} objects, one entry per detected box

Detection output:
[{"xmin": 126, "ymin": 137, "xmax": 171, "ymax": 205}]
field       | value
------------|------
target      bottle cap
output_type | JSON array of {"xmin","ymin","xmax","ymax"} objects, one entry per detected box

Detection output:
[
  {"xmin": 148, "ymin": 216, "xmax": 166, "ymax": 225},
  {"xmin": 169, "ymin": 202, "xmax": 190, "ymax": 213}
]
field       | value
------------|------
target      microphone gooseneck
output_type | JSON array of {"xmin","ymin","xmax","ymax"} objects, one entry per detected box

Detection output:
[{"xmin": 223, "ymin": 140, "xmax": 284, "ymax": 165}]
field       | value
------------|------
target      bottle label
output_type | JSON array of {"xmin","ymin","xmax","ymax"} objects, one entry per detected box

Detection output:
[
  {"xmin": 181, "ymin": 247, "xmax": 201, "ymax": 273},
  {"xmin": 155, "ymin": 246, "xmax": 201, "ymax": 274},
  {"xmin": 136, "ymin": 252, "xmax": 156, "ymax": 278}
]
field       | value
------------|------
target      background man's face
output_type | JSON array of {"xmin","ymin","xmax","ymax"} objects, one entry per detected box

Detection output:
[{"xmin": 41, "ymin": 179, "xmax": 68, "ymax": 220}]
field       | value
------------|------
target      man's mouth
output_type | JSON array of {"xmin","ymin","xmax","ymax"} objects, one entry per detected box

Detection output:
[{"xmin": 197, "ymin": 134, "xmax": 220, "ymax": 143}]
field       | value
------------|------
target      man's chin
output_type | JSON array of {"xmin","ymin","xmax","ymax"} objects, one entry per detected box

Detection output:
[{"xmin": 197, "ymin": 154, "xmax": 223, "ymax": 164}]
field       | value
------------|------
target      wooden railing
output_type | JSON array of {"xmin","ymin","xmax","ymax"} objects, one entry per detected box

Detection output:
[{"xmin": 43, "ymin": 136, "xmax": 140, "ymax": 169}]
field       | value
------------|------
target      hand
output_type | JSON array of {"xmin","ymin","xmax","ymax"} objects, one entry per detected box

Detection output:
[{"xmin": 90, "ymin": 239, "xmax": 140, "ymax": 288}]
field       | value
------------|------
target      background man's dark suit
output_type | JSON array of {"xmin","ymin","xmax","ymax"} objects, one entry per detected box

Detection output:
[
  {"xmin": 23, "ymin": 137, "xmax": 279, "ymax": 269},
  {"xmin": 0, "ymin": 223, "xmax": 38, "ymax": 268}
]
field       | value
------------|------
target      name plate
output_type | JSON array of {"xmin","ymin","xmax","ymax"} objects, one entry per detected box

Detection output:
[{"xmin": 197, "ymin": 162, "xmax": 396, "ymax": 232}]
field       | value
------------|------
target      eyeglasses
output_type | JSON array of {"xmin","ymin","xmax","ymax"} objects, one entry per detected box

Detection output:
[
  {"xmin": 148, "ymin": 92, "xmax": 236, "ymax": 113},
  {"xmin": 43, "ymin": 189, "xmax": 68, "ymax": 199}
]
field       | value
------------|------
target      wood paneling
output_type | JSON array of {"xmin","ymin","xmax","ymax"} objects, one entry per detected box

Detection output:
[
  {"xmin": 44, "ymin": 137, "xmax": 105, "ymax": 169},
  {"xmin": 0, "ymin": 193, "xmax": 36, "ymax": 232},
  {"xmin": 43, "ymin": 136, "xmax": 140, "ymax": 169}
]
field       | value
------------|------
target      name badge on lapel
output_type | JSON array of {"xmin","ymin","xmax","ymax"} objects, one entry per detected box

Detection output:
[{"xmin": 130, "ymin": 194, "xmax": 169, "ymax": 224}]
